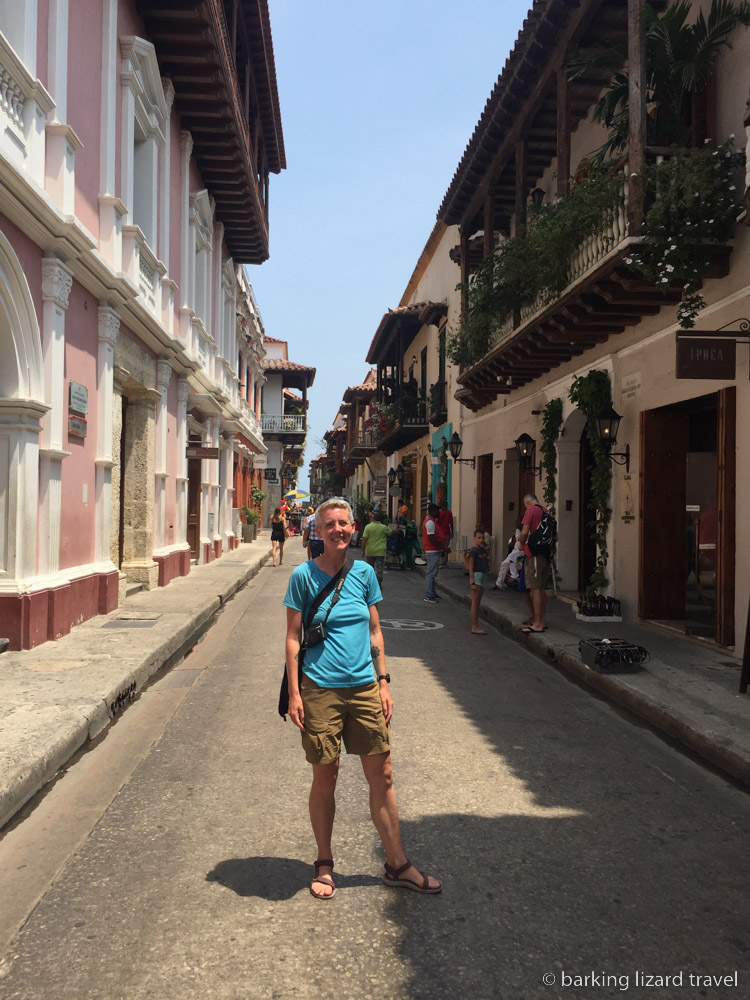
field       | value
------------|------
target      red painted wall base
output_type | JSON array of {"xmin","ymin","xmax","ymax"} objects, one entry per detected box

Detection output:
[{"xmin": 0, "ymin": 570, "xmax": 120, "ymax": 650}]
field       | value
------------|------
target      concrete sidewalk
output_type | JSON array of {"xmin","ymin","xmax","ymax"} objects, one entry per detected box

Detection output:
[
  {"xmin": 416, "ymin": 557, "xmax": 750, "ymax": 789},
  {"xmin": 0, "ymin": 538, "xmax": 272, "ymax": 829}
]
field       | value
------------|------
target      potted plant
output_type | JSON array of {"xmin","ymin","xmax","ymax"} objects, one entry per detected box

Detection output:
[{"xmin": 241, "ymin": 505, "xmax": 260, "ymax": 542}]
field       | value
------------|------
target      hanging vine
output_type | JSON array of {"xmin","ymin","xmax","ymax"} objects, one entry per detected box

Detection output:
[
  {"xmin": 540, "ymin": 398, "xmax": 563, "ymax": 513},
  {"xmin": 568, "ymin": 371, "xmax": 613, "ymax": 596}
]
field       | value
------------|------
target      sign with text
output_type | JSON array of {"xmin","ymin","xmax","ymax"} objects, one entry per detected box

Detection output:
[
  {"xmin": 676, "ymin": 336, "xmax": 735, "ymax": 380},
  {"xmin": 264, "ymin": 467, "xmax": 278, "ymax": 481},
  {"xmin": 253, "ymin": 453, "xmax": 268, "ymax": 468},
  {"xmin": 186, "ymin": 446, "xmax": 219, "ymax": 460},
  {"xmin": 69, "ymin": 381, "xmax": 88, "ymax": 415}
]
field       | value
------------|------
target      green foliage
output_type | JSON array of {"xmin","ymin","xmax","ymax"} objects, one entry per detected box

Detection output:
[
  {"xmin": 540, "ymin": 399, "xmax": 564, "ymax": 513},
  {"xmin": 569, "ymin": 371, "xmax": 613, "ymax": 596},
  {"xmin": 569, "ymin": 0, "xmax": 750, "ymax": 159},
  {"xmin": 626, "ymin": 139, "xmax": 745, "ymax": 327},
  {"xmin": 250, "ymin": 485, "xmax": 266, "ymax": 509},
  {"xmin": 448, "ymin": 169, "xmax": 622, "ymax": 368},
  {"xmin": 242, "ymin": 506, "xmax": 260, "ymax": 524}
]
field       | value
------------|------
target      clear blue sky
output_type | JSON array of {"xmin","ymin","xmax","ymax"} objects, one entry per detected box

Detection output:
[{"xmin": 248, "ymin": 0, "xmax": 534, "ymax": 489}]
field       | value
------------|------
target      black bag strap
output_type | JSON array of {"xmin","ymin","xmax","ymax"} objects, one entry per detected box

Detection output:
[{"xmin": 304, "ymin": 566, "xmax": 347, "ymax": 630}]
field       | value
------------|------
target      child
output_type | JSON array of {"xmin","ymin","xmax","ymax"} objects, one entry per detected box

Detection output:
[{"xmin": 468, "ymin": 529, "xmax": 490, "ymax": 635}]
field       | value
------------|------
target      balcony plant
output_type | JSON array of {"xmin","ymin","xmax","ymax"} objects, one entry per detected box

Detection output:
[
  {"xmin": 569, "ymin": 0, "xmax": 750, "ymax": 160},
  {"xmin": 363, "ymin": 402, "xmax": 398, "ymax": 441},
  {"xmin": 625, "ymin": 138, "xmax": 745, "ymax": 327},
  {"xmin": 448, "ymin": 169, "xmax": 622, "ymax": 367}
]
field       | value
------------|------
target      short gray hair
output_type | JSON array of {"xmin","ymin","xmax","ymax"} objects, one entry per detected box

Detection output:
[
  {"xmin": 523, "ymin": 493, "xmax": 539, "ymax": 504},
  {"xmin": 315, "ymin": 498, "xmax": 353, "ymax": 530}
]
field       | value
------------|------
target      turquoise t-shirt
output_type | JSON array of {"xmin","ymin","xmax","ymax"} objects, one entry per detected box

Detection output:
[{"xmin": 283, "ymin": 560, "xmax": 382, "ymax": 688}]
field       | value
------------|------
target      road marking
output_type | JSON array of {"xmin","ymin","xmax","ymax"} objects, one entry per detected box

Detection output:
[{"xmin": 379, "ymin": 619, "xmax": 445, "ymax": 630}]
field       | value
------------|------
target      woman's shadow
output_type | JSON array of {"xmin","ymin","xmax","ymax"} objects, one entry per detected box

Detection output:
[{"xmin": 206, "ymin": 857, "xmax": 380, "ymax": 900}]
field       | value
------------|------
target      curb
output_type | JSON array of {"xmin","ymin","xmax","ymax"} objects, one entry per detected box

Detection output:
[
  {"xmin": 423, "ymin": 567, "xmax": 750, "ymax": 790},
  {"xmin": 0, "ymin": 548, "xmax": 271, "ymax": 830}
]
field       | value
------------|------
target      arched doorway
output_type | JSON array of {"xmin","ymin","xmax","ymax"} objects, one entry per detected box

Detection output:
[{"xmin": 0, "ymin": 233, "xmax": 45, "ymax": 590}]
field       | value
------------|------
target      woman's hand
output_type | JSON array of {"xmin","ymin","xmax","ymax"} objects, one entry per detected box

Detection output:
[
  {"xmin": 379, "ymin": 684, "xmax": 394, "ymax": 726},
  {"xmin": 288, "ymin": 690, "xmax": 305, "ymax": 730}
]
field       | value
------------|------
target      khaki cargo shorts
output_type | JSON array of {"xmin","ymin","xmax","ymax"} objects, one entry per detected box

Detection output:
[
  {"xmin": 300, "ymin": 675, "xmax": 391, "ymax": 765},
  {"xmin": 524, "ymin": 553, "xmax": 551, "ymax": 589}
]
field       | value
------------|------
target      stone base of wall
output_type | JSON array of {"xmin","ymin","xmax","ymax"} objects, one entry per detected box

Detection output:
[
  {"xmin": 213, "ymin": 539, "xmax": 222, "ymax": 560},
  {"xmin": 0, "ymin": 570, "xmax": 119, "ymax": 650},
  {"xmin": 155, "ymin": 549, "xmax": 191, "ymax": 587}
]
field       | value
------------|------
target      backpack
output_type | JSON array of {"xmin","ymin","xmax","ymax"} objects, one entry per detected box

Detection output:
[{"xmin": 527, "ymin": 506, "xmax": 557, "ymax": 560}]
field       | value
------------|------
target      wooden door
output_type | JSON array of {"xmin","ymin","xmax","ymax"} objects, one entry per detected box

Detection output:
[
  {"xmin": 187, "ymin": 459, "xmax": 201, "ymax": 559},
  {"xmin": 578, "ymin": 427, "xmax": 598, "ymax": 592},
  {"xmin": 476, "ymin": 453, "xmax": 493, "ymax": 533},
  {"xmin": 639, "ymin": 409, "xmax": 689, "ymax": 618},
  {"xmin": 716, "ymin": 386, "xmax": 736, "ymax": 646}
]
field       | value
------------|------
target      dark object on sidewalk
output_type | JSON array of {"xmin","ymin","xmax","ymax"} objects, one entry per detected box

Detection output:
[
  {"xmin": 577, "ymin": 594, "xmax": 622, "ymax": 618},
  {"xmin": 0, "ymin": 638, "xmax": 8, "ymax": 654},
  {"xmin": 579, "ymin": 638, "xmax": 649, "ymax": 674}
]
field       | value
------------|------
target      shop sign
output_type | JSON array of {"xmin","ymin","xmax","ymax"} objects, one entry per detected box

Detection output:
[
  {"xmin": 186, "ymin": 446, "xmax": 219, "ymax": 460},
  {"xmin": 264, "ymin": 467, "xmax": 278, "ymax": 481},
  {"xmin": 253, "ymin": 453, "xmax": 268, "ymax": 468},
  {"xmin": 676, "ymin": 337, "xmax": 735, "ymax": 379},
  {"xmin": 69, "ymin": 381, "xmax": 88, "ymax": 415}
]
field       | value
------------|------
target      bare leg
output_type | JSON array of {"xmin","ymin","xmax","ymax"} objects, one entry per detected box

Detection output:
[
  {"xmin": 523, "ymin": 592, "xmax": 534, "ymax": 622},
  {"xmin": 360, "ymin": 752, "xmax": 440, "ymax": 889},
  {"xmin": 531, "ymin": 587, "xmax": 547, "ymax": 629},
  {"xmin": 279, "ymin": 541, "xmax": 284, "ymax": 565},
  {"xmin": 271, "ymin": 540, "xmax": 278, "ymax": 566},
  {"xmin": 309, "ymin": 760, "xmax": 339, "ymax": 897},
  {"xmin": 471, "ymin": 587, "xmax": 486, "ymax": 633}
]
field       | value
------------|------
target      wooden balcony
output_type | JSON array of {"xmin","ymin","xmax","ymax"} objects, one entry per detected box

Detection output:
[
  {"xmin": 454, "ymin": 176, "xmax": 732, "ymax": 411},
  {"xmin": 376, "ymin": 399, "xmax": 429, "ymax": 457}
]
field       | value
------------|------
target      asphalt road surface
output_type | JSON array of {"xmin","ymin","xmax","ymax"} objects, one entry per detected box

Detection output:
[{"xmin": 1, "ymin": 542, "xmax": 749, "ymax": 1000}]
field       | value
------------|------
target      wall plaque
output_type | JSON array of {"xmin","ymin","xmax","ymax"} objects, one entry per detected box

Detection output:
[
  {"xmin": 264, "ymin": 467, "xmax": 278, "ymax": 481},
  {"xmin": 69, "ymin": 381, "xmax": 88, "ymax": 415},
  {"xmin": 68, "ymin": 415, "xmax": 87, "ymax": 438},
  {"xmin": 676, "ymin": 337, "xmax": 736, "ymax": 379}
]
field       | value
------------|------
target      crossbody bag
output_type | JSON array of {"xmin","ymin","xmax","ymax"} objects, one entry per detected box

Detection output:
[{"xmin": 278, "ymin": 566, "xmax": 350, "ymax": 719}]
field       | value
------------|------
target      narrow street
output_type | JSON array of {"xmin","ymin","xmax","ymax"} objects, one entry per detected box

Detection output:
[{"xmin": 1, "ymin": 541, "xmax": 748, "ymax": 1000}]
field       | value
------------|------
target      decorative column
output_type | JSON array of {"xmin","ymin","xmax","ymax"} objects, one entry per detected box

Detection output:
[
  {"xmin": 38, "ymin": 257, "xmax": 73, "ymax": 578},
  {"xmin": 153, "ymin": 359, "xmax": 171, "ymax": 552},
  {"xmin": 208, "ymin": 414, "xmax": 222, "ymax": 557},
  {"xmin": 98, "ymin": 0, "xmax": 122, "ymax": 269},
  {"xmin": 179, "ymin": 131, "xmax": 194, "ymax": 347},
  {"xmin": 94, "ymin": 307, "xmax": 119, "ymax": 569},
  {"xmin": 176, "ymin": 377, "xmax": 190, "ymax": 563}
]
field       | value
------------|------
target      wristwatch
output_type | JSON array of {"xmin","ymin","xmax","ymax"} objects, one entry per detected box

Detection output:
[{"xmin": 377, "ymin": 673, "xmax": 391, "ymax": 683}]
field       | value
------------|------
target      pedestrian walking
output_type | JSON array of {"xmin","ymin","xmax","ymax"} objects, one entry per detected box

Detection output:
[
  {"xmin": 361, "ymin": 510, "xmax": 390, "ymax": 586},
  {"xmin": 283, "ymin": 498, "xmax": 441, "ymax": 899},
  {"xmin": 270, "ymin": 508, "xmax": 287, "ymax": 567},
  {"xmin": 423, "ymin": 502, "xmax": 447, "ymax": 602},
  {"xmin": 303, "ymin": 507, "xmax": 324, "ymax": 559},
  {"xmin": 518, "ymin": 493, "xmax": 552, "ymax": 633},
  {"xmin": 399, "ymin": 507, "xmax": 421, "ymax": 570},
  {"xmin": 468, "ymin": 529, "xmax": 490, "ymax": 635}
]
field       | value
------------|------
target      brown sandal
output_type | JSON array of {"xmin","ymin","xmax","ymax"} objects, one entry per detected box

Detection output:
[
  {"xmin": 383, "ymin": 859, "xmax": 441, "ymax": 894},
  {"xmin": 310, "ymin": 858, "xmax": 335, "ymax": 900}
]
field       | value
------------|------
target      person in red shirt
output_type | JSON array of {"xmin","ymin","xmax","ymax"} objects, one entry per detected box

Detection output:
[{"xmin": 517, "ymin": 493, "xmax": 550, "ymax": 633}]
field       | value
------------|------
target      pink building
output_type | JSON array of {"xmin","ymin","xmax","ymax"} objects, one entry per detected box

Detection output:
[{"xmin": 0, "ymin": 0, "xmax": 284, "ymax": 648}]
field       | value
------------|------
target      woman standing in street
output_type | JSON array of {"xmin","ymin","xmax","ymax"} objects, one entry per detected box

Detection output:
[
  {"xmin": 270, "ymin": 507, "xmax": 287, "ymax": 567},
  {"xmin": 283, "ymin": 497, "xmax": 441, "ymax": 899}
]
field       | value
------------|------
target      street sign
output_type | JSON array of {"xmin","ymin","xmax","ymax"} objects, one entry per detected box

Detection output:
[
  {"xmin": 675, "ymin": 336, "xmax": 735, "ymax": 379},
  {"xmin": 186, "ymin": 446, "xmax": 219, "ymax": 460}
]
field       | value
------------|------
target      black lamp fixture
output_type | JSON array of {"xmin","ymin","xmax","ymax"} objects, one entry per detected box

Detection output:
[
  {"xmin": 514, "ymin": 432, "xmax": 543, "ymax": 477},
  {"xmin": 447, "ymin": 432, "xmax": 475, "ymax": 469},
  {"xmin": 530, "ymin": 187, "xmax": 545, "ymax": 207},
  {"xmin": 396, "ymin": 462, "xmax": 405, "ymax": 486},
  {"xmin": 387, "ymin": 466, "xmax": 397, "ymax": 487},
  {"xmin": 595, "ymin": 405, "xmax": 630, "ymax": 472}
]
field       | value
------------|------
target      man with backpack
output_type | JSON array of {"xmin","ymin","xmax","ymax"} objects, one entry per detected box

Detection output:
[{"xmin": 517, "ymin": 493, "xmax": 556, "ymax": 634}]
